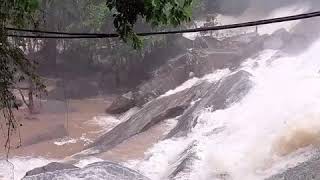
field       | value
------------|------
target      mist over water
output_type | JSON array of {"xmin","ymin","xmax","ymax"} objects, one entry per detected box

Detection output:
[{"xmin": 212, "ymin": 0, "xmax": 320, "ymax": 16}]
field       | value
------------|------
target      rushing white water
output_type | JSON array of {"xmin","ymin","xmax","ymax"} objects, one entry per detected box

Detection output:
[
  {"xmin": 131, "ymin": 36, "xmax": 320, "ymax": 179},
  {"xmin": 0, "ymin": 157, "xmax": 55, "ymax": 180},
  {"xmin": 184, "ymin": 3, "xmax": 309, "ymax": 41},
  {"xmin": 160, "ymin": 69, "xmax": 231, "ymax": 98}
]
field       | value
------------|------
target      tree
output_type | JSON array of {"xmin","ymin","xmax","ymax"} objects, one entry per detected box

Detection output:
[
  {"xmin": 0, "ymin": 0, "xmax": 194, "ymax": 152},
  {"xmin": 0, "ymin": 0, "xmax": 44, "ymax": 153},
  {"xmin": 106, "ymin": 0, "xmax": 193, "ymax": 48}
]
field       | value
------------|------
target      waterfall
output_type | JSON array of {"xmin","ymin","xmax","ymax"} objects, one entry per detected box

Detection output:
[{"xmin": 132, "ymin": 40, "xmax": 320, "ymax": 180}]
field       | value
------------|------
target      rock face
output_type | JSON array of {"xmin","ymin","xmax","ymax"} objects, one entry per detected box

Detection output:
[
  {"xmin": 134, "ymin": 54, "xmax": 202, "ymax": 106},
  {"xmin": 88, "ymin": 70, "xmax": 252, "ymax": 154},
  {"xmin": 266, "ymin": 155, "xmax": 320, "ymax": 180},
  {"xmin": 89, "ymin": 81, "xmax": 211, "ymax": 152},
  {"xmin": 165, "ymin": 72, "xmax": 252, "ymax": 180},
  {"xmin": 89, "ymin": 33, "xmax": 264, "ymax": 155},
  {"xmin": 167, "ymin": 70, "xmax": 252, "ymax": 138},
  {"xmin": 133, "ymin": 36, "xmax": 262, "ymax": 107},
  {"xmin": 23, "ymin": 161, "xmax": 150, "ymax": 180},
  {"xmin": 105, "ymin": 33, "xmax": 265, "ymax": 114},
  {"xmin": 25, "ymin": 162, "xmax": 78, "ymax": 177}
]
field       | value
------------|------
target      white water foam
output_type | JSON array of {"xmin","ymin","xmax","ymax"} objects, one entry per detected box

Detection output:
[
  {"xmin": 74, "ymin": 156, "xmax": 104, "ymax": 168},
  {"xmin": 86, "ymin": 107, "xmax": 140, "ymax": 134},
  {"xmin": 160, "ymin": 78, "xmax": 200, "ymax": 98},
  {"xmin": 257, "ymin": 4, "xmax": 310, "ymax": 35},
  {"xmin": 184, "ymin": 3, "xmax": 310, "ymax": 41},
  {"xmin": 54, "ymin": 137, "xmax": 77, "ymax": 146},
  {"xmin": 160, "ymin": 69, "xmax": 231, "ymax": 99},
  {"xmin": 131, "ymin": 36, "xmax": 320, "ymax": 180},
  {"xmin": 0, "ymin": 157, "xmax": 55, "ymax": 180}
]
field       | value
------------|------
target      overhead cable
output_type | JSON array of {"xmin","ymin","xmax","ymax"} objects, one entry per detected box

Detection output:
[{"xmin": 6, "ymin": 11, "xmax": 320, "ymax": 39}]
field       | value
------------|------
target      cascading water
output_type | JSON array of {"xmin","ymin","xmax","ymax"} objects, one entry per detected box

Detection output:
[
  {"xmin": 2, "ymin": 3, "xmax": 320, "ymax": 180},
  {"xmin": 130, "ymin": 39, "xmax": 320, "ymax": 180}
]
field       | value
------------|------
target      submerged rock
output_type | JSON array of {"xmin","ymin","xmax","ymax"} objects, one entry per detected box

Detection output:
[
  {"xmin": 23, "ymin": 161, "xmax": 149, "ymax": 180},
  {"xmin": 25, "ymin": 162, "xmax": 78, "ymax": 177}
]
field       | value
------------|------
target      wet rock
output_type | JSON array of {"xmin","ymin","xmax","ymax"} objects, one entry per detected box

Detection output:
[
  {"xmin": 266, "ymin": 155, "xmax": 320, "ymax": 180},
  {"xmin": 134, "ymin": 34, "xmax": 264, "ymax": 107},
  {"xmin": 87, "ymin": 70, "xmax": 252, "ymax": 153},
  {"xmin": 168, "ymin": 141, "xmax": 198, "ymax": 180},
  {"xmin": 134, "ymin": 49, "xmax": 243, "ymax": 106},
  {"xmin": 87, "ymin": 81, "xmax": 212, "ymax": 153},
  {"xmin": 25, "ymin": 162, "xmax": 78, "ymax": 177},
  {"xmin": 106, "ymin": 92, "xmax": 135, "ymax": 114},
  {"xmin": 23, "ymin": 161, "xmax": 150, "ymax": 180},
  {"xmin": 134, "ymin": 54, "xmax": 196, "ymax": 106},
  {"xmin": 167, "ymin": 70, "xmax": 253, "ymax": 138}
]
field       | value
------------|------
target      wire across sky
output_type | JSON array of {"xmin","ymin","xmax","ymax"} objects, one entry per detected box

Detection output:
[{"xmin": 6, "ymin": 11, "xmax": 320, "ymax": 39}]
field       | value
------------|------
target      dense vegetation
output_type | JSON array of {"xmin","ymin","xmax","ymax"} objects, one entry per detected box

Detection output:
[
  {"xmin": 0, "ymin": 0, "xmax": 197, "ymax": 152},
  {"xmin": 0, "ymin": 0, "xmax": 43, "ymax": 152}
]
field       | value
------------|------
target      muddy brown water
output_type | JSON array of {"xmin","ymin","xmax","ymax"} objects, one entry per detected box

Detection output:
[
  {"xmin": 0, "ymin": 97, "xmax": 174, "ymax": 166},
  {"xmin": 0, "ymin": 98, "xmax": 112, "ymax": 159}
]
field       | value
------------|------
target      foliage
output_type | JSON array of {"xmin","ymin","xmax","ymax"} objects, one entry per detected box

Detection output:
[
  {"xmin": 0, "ymin": 0, "xmax": 196, "ymax": 152},
  {"xmin": 0, "ymin": 0, "xmax": 44, "ymax": 153},
  {"xmin": 106, "ymin": 0, "xmax": 193, "ymax": 48}
]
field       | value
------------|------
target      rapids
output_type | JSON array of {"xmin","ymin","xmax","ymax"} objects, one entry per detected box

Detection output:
[
  {"xmin": 2, "ymin": 2, "xmax": 320, "ymax": 180},
  {"xmin": 130, "ymin": 37, "xmax": 320, "ymax": 180}
]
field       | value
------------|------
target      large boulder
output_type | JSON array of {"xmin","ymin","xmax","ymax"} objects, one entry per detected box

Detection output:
[
  {"xmin": 87, "ymin": 70, "xmax": 252, "ymax": 154},
  {"xmin": 106, "ymin": 92, "xmax": 135, "ymax": 114},
  {"xmin": 88, "ymin": 81, "xmax": 211, "ymax": 153},
  {"xmin": 25, "ymin": 162, "xmax": 78, "ymax": 177},
  {"xmin": 23, "ymin": 161, "xmax": 150, "ymax": 180}
]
